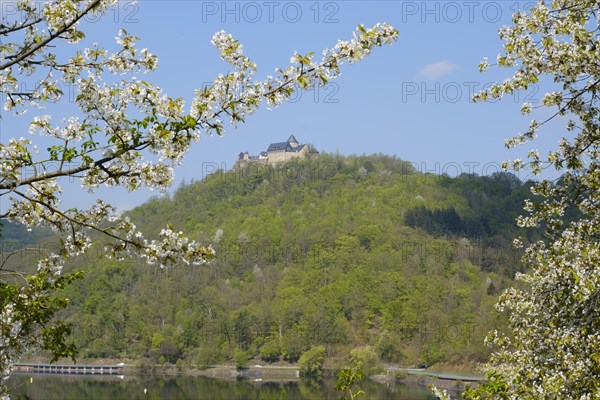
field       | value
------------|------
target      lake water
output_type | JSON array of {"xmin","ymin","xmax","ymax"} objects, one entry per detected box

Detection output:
[{"xmin": 8, "ymin": 373, "xmax": 438, "ymax": 399}]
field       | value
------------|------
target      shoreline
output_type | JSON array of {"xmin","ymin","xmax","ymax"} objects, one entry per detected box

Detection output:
[{"xmin": 15, "ymin": 357, "xmax": 484, "ymax": 392}]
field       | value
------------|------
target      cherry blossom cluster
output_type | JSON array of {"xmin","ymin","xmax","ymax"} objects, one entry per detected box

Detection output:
[
  {"xmin": 447, "ymin": 1, "xmax": 600, "ymax": 398},
  {"xmin": 0, "ymin": 304, "xmax": 18, "ymax": 396}
]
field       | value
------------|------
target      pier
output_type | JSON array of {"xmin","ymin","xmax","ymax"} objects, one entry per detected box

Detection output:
[
  {"xmin": 13, "ymin": 363, "xmax": 124, "ymax": 375},
  {"xmin": 403, "ymin": 368, "xmax": 485, "ymax": 382}
]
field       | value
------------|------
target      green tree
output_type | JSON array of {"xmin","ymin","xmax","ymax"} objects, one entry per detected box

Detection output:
[
  {"xmin": 234, "ymin": 349, "xmax": 249, "ymax": 371},
  {"xmin": 374, "ymin": 331, "xmax": 401, "ymax": 363},
  {"xmin": 349, "ymin": 346, "xmax": 380, "ymax": 376},
  {"xmin": 259, "ymin": 336, "xmax": 281, "ymax": 362},
  {"xmin": 437, "ymin": 0, "xmax": 600, "ymax": 398},
  {"xmin": 0, "ymin": 1, "xmax": 398, "ymax": 396},
  {"xmin": 298, "ymin": 345, "xmax": 326, "ymax": 378},
  {"xmin": 282, "ymin": 328, "xmax": 305, "ymax": 362}
]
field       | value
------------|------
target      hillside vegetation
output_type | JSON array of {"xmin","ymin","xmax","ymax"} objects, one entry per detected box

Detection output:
[{"xmin": 9, "ymin": 154, "xmax": 536, "ymax": 368}]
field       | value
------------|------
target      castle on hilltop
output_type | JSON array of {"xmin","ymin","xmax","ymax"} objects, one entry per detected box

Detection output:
[{"xmin": 235, "ymin": 135, "xmax": 316, "ymax": 167}]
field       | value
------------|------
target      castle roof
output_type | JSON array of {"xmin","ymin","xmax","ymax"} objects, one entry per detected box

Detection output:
[
  {"xmin": 267, "ymin": 142, "xmax": 305, "ymax": 152},
  {"xmin": 267, "ymin": 135, "xmax": 303, "ymax": 152},
  {"xmin": 267, "ymin": 141, "xmax": 289, "ymax": 152}
]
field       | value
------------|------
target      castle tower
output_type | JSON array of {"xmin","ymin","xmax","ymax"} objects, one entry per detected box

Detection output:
[{"xmin": 288, "ymin": 134, "xmax": 299, "ymax": 148}]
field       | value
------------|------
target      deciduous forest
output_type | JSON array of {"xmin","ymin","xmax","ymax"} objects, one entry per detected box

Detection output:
[{"xmin": 1, "ymin": 154, "xmax": 539, "ymax": 370}]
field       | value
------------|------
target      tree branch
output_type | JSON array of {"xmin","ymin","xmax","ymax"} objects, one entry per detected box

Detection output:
[{"xmin": 0, "ymin": 0, "xmax": 103, "ymax": 71}]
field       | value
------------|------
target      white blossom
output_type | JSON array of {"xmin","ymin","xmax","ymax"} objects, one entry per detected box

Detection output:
[{"xmin": 459, "ymin": 1, "xmax": 600, "ymax": 398}]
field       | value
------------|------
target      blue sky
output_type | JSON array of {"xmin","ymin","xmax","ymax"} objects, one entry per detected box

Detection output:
[{"xmin": 3, "ymin": 1, "xmax": 562, "ymax": 212}]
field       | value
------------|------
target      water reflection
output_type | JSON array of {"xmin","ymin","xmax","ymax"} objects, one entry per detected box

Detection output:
[{"xmin": 9, "ymin": 373, "xmax": 437, "ymax": 399}]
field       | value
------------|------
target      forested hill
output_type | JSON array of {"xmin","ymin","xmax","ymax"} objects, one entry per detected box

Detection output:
[{"xmin": 56, "ymin": 153, "xmax": 534, "ymax": 368}]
